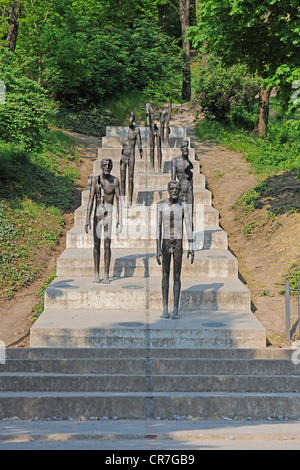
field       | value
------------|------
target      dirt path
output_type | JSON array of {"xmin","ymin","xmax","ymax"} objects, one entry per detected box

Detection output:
[
  {"xmin": 171, "ymin": 104, "xmax": 299, "ymax": 346},
  {"xmin": 1, "ymin": 105, "xmax": 298, "ymax": 348}
]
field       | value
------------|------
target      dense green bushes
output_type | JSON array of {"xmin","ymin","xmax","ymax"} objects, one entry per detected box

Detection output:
[
  {"xmin": 193, "ymin": 55, "xmax": 260, "ymax": 123},
  {"xmin": 195, "ymin": 98, "xmax": 300, "ymax": 177},
  {"xmin": 16, "ymin": 17, "xmax": 183, "ymax": 105},
  {"xmin": 0, "ymin": 51, "xmax": 51, "ymax": 150}
]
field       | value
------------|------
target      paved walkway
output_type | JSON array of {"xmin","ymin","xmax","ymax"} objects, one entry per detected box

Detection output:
[{"xmin": 1, "ymin": 418, "xmax": 300, "ymax": 450}]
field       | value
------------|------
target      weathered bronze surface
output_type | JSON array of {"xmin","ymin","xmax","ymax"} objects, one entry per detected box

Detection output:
[
  {"xmin": 120, "ymin": 113, "xmax": 143, "ymax": 207},
  {"xmin": 160, "ymin": 99, "xmax": 172, "ymax": 146},
  {"xmin": 171, "ymin": 139, "xmax": 193, "ymax": 205},
  {"xmin": 85, "ymin": 158, "xmax": 122, "ymax": 284},
  {"xmin": 156, "ymin": 181, "xmax": 194, "ymax": 319},
  {"xmin": 146, "ymin": 102, "xmax": 162, "ymax": 173}
]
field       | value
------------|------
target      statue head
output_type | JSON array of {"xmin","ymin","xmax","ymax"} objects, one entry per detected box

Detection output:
[
  {"xmin": 101, "ymin": 158, "xmax": 113, "ymax": 177},
  {"xmin": 129, "ymin": 112, "xmax": 135, "ymax": 126},
  {"xmin": 168, "ymin": 180, "xmax": 181, "ymax": 201},
  {"xmin": 180, "ymin": 140, "xmax": 189, "ymax": 157}
]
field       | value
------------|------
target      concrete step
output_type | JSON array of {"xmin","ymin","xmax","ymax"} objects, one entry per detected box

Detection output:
[
  {"xmin": 43, "ymin": 276, "xmax": 251, "ymax": 312},
  {"xmin": 1, "ymin": 373, "xmax": 299, "ymax": 393},
  {"xmin": 93, "ymin": 158, "xmax": 200, "ymax": 175},
  {"xmin": 56, "ymin": 248, "xmax": 238, "ymax": 279},
  {"xmin": 97, "ymin": 146, "xmax": 196, "ymax": 162},
  {"xmin": 66, "ymin": 226, "xmax": 228, "ymax": 250},
  {"xmin": 1, "ymin": 357, "xmax": 299, "ymax": 376},
  {"xmin": 74, "ymin": 204, "xmax": 219, "ymax": 228},
  {"xmin": 81, "ymin": 187, "xmax": 211, "ymax": 207},
  {"xmin": 0, "ymin": 391, "xmax": 299, "ymax": 420},
  {"xmin": 130, "ymin": 172, "xmax": 205, "ymax": 190},
  {"xmin": 5, "ymin": 347, "xmax": 296, "ymax": 361},
  {"xmin": 105, "ymin": 126, "xmax": 188, "ymax": 139},
  {"xmin": 30, "ymin": 308, "xmax": 265, "ymax": 349},
  {"xmin": 101, "ymin": 136, "xmax": 190, "ymax": 149},
  {"xmin": 87, "ymin": 171, "xmax": 205, "ymax": 191}
]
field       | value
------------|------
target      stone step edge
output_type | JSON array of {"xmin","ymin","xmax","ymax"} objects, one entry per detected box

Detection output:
[{"xmin": 4, "ymin": 347, "xmax": 296, "ymax": 359}]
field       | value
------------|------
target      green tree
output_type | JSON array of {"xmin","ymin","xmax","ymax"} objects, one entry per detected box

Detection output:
[
  {"xmin": 188, "ymin": 0, "xmax": 300, "ymax": 134},
  {"xmin": 1, "ymin": 0, "xmax": 22, "ymax": 52},
  {"xmin": 0, "ymin": 50, "xmax": 50, "ymax": 149},
  {"xmin": 179, "ymin": 0, "xmax": 191, "ymax": 101}
]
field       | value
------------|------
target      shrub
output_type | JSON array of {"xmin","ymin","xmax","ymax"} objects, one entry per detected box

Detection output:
[
  {"xmin": 0, "ymin": 51, "xmax": 51, "ymax": 150},
  {"xmin": 194, "ymin": 55, "xmax": 260, "ymax": 122}
]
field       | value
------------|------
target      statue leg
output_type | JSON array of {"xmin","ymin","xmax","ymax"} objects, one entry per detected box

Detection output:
[
  {"xmin": 93, "ymin": 216, "xmax": 101, "ymax": 283},
  {"xmin": 149, "ymin": 130, "xmax": 155, "ymax": 173},
  {"xmin": 166, "ymin": 125, "xmax": 170, "ymax": 147},
  {"xmin": 160, "ymin": 124, "xmax": 164, "ymax": 144},
  {"xmin": 161, "ymin": 241, "xmax": 171, "ymax": 318},
  {"xmin": 120, "ymin": 161, "xmax": 127, "ymax": 201},
  {"xmin": 103, "ymin": 238, "xmax": 111, "ymax": 284},
  {"xmin": 187, "ymin": 188, "xmax": 194, "ymax": 232},
  {"xmin": 128, "ymin": 157, "xmax": 135, "ymax": 207},
  {"xmin": 172, "ymin": 241, "xmax": 183, "ymax": 319},
  {"xmin": 102, "ymin": 215, "xmax": 112, "ymax": 284},
  {"xmin": 157, "ymin": 134, "xmax": 162, "ymax": 173}
]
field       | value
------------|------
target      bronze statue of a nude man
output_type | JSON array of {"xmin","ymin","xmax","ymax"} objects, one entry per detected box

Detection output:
[
  {"xmin": 146, "ymin": 102, "xmax": 162, "ymax": 173},
  {"xmin": 120, "ymin": 113, "xmax": 143, "ymax": 207},
  {"xmin": 171, "ymin": 139, "xmax": 193, "ymax": 205},
  {"xmin": 85, "ymin": 158, "xmax": 122, "ymax": 284},
  {"xmin": 160, "ymin": 98, "xmax": 172, "ymax": 146},
  {"xmin": 156, "ymin": 180, "xmax": 194, "ymax": 319}
]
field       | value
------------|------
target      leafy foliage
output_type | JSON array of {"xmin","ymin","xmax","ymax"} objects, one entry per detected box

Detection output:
[
  {"xmin": 0, "ymin": 50, "xmax": 51, "ymax": 149},
  {"xmin": 188, "ymin": 0, "xmax": 300, "ymax": 114},
  {"xmin": 195, "ymin": 97, "xmax": 300, "ymax": 176},
  {"xmin": 12, "ymin": 5, "xmax": 183, "ymax": 104},
  {"xmin": 0, "ymin": 131, "xmax": 79, "ymax": 300},
  {"xmin": 193, "ymin": 54, "xmax": 260, "ymax": 122}
]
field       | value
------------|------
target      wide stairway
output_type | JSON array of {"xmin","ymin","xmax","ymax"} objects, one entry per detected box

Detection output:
[{"xmin": 1, "ymin": 124, "xmax": 299, "ymax": 421}]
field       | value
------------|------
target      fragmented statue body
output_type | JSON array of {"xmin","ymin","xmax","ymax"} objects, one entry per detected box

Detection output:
[
  {"xmin": 120, "ymin": 112, "xmax": 143, "ymax": 207},
  {"xmin": 85, "ymin": 158, "xmax": 122, "ymax": 284},
  {"xmin": 156, "ymin": 180, "xmax": 194, "ymax": 319}
]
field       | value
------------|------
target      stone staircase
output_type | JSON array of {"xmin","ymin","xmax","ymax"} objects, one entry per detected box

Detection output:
[
  {"xmin": 30, "ymin": 124, "xmax": 265, "ymax": 349},
  {"xmin": 0, "ymin": 347, "xmax": 299, "ymax": 420},
  {"xmin": 2, "ymin": 124, "xmax": 296, "ymax": 421}
]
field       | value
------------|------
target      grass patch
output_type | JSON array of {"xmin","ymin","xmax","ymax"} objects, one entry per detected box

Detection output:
[
  {"xmin": 195, "ymin": 98, "xmax": 300, "ymax": 178},
  {"xmin": 0, "ymin": 129, "xmax": 79, "ymax": 300},
  {"xmin": 32, "ymin": 270, "xmax": 56, "ymax": 321},
  {"xmin": 233, "ymin": 181, "xmax": 267, "ymax": 213},
  {"xmin": 105, "ymin": 91, "xmax": 148, "ymax": 126},
  {"xmin": 280, "ymin": 262, "xmax": 300, "ymax": 296},
  {"xmin": 52, "ymin": 103, "xmax": 118, "ymax": 137}
]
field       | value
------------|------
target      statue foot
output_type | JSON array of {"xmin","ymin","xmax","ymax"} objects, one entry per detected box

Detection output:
[
  {"xmin": 161, "ymin": 311, "xmax": 170, "ymax": 319},
  {"xmin": 102, "ymin": 275, "xmax": 110, "ymax": 284},
  {"xmin": 172, "ymin": 311, "xmax": 180, "ymax": 320},
  {"xmin": 93, "ymin": 276, "xmax": 101, "ymax": 283}
]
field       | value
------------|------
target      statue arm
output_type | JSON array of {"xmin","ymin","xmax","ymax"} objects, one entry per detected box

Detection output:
[
  {"xmin": 183, "ymin": 203, "xmax": 194, "ymax": 263},
  {"xmin": 85, "ymin": 176, "xmax": 96, "ymax": 233},
  {"xmin": 156, "ymin": 203, "xmax": 163, "ymax": 265},
  {"xmin": 137, "ymin": 128, "xmax": 143, "ymax": 158},
  {"xmin": 115, "ymin": 179, "xmax": 122, "ymax": 231}
]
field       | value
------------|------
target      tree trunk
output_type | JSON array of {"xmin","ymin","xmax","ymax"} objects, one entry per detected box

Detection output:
[
  {"xmin": 5, "ymin": 1, "xmax": 22, "ymax": 52},
  {"xmin": 179, "ymin": 0, "xmax": 191, "ymax": 102},
  {"xmin": 253, "ymin": 87, "xmax": 271, "ymax": 135}
]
